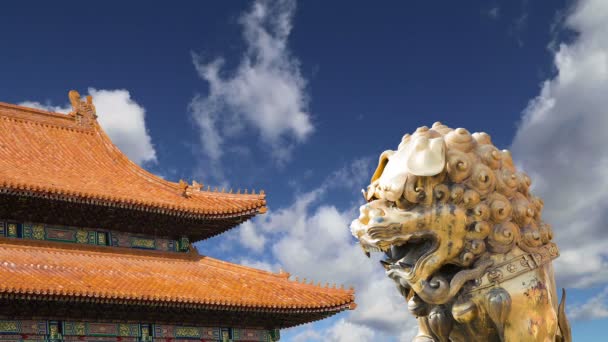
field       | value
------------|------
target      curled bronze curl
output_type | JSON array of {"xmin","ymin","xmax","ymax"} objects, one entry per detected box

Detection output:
[
  {"xmin": 540, "ymin": 222, "xmax": 553, "ymax": 242},
  {"xmin": 467, "ymin": 221, "xmax": 491, "ymax": 240},
  {"xmin": 495, "ymin": 169, "xmax": 518, "ymax": 198},
  {"xmin": 511, "ymin": 194, "xmax": 534, "ymax": 226},
  {"xmin": 501, "ymin": 150, "xmax": 516, "ymax": 172},
  {"xmin": 445, "ymin": 128, "xmax": 475, "ymax": 152},
  {"xmin": 531, "ymin": 195, "xmax": 544, "ymax": 220},
  {"xmin": 471, "ymin": 203, "xmax": 490, "ymax": 222},
  {"xmin": 487, "ymin": 221, "xmax": 520, "ymax": 254},
  {"xmin": 450, "ymin": 184, "xmax": 465, "ymax": 204},
  {"xmin": 516, "ymin": 172, "xmax": 532, "ymax": 195},
  {"xmin": 477, "ymin": 145, "xmax": 502, "ymax": 170},
  {"xmin": 472, "ymin": 131, "xmax": 492, "ymax": 145},
  {"xmin": 431, "ymin": 121, "xmax": 453, "ymax": 135},
  {"xmin": 446, "ymin": 150, "xmax": 473, "ymax": 183},
  {"xmin": 488, "ymin": 193, "xmax": 512, "ymax": 224},
  {"xmin": 466, "ymin": 164, "xmax": 496, "ymax": 197},
  {"xmin": 404, "ymin": 175, "xmax": 425, "ymax": 203},
  {"xmin": 434, "ymin": 184, "xmax": 450, "ymax": 203},
  {"xmin": 463, "ymin": 189, "xmax": 480, "ymax": 209},
  {"xmin": 521, "ymin": 223, "xmax": 543, "ymax": 248}
]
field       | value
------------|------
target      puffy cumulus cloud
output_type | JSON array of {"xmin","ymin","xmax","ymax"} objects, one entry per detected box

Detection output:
[
  {"xmin": 569, "ymin": 287, "xmax": 608, "ymax": 321},
  {"xmin": 238, "ymin": 221, "xmax": 267, "ymax": 252},
  {"xmin": 20, "ymin": 88, "xmax": 156, "ymax": 165},
  {"xmin": 190, "ymin": 0, "xmax": 313, "ymax": 166},
  {"xmin": 237, "ymin": 180, "xmax": 417, "ymax": 339},
  {"xmin": 511, "ymin": 0, "xmax": 608, "ymax": 289}
]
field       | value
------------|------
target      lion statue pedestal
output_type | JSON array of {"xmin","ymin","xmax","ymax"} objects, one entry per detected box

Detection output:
[{"xmin": 350, "ymin": 122, "xmax": 571, "ymax": 342}]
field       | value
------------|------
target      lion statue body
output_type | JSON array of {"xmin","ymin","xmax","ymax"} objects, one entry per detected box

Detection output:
[{"xmin": 350, "ymin": 122, "xmax": 571, "ymax": 342}]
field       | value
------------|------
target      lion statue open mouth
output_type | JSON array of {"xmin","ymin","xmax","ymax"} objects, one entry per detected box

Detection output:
[{"xmin": 350, "ymin": 122, "xmax": 571, "ymax": 342}]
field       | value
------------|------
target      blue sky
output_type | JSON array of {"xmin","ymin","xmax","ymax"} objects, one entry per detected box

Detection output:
[{"xmin": 2, "ymin": 0, "xmax": 608, "ymax": 340}]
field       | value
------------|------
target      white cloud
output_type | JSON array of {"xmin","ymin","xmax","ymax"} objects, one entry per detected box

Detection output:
[
  {"xmin": 326, "ymin": 319, "xmax": 377, "ymax": 342},
  {"xmin": 569, "ymin": 287, "xmax": 608, "ymax": 321},
  {"xmin": 511, "ymin": 0, "xmax": 608, "ymax": 288},
  {"xmin": 289, "ymin": 319, "xmax": 377, "ymax": 342},
  {"xmin": 238, "ymin": 221, "xmax": 267, "ymax": 252},
  {"xmin": 18, "ymin": 101, "xmax": 71, "ymax": 114},
  {"xmin": 190, "ymin": 0, "xmax": 312, "ymax": 166},
  {"xmin": 241, "ymin": 170, "xmax": 417, "ymax": 339},
  {"xmin": 20, "ymin": 88, "xmax": 156, "ymax": 165},
  {"xmin": 237, "ymin": 258, "xmax": 280, "ymax": 273}
]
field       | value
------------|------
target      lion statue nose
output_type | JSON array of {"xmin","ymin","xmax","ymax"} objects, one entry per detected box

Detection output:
[{"xmin": 357, "ymin": 203, "xmax": 386, "ymax": 226}]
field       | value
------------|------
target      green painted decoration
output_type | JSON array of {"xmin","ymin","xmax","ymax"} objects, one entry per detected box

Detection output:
[
  {"xmin": 0, "ymin": 220, "xmax": 187, "ymax": 253},
  {"xmin": 0, "ymin": 320, "xmax": 277, "ymax": 341}
]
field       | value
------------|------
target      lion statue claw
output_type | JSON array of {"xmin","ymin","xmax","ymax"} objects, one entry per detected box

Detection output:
[{"xmin": 351, "ymin": 122, "xmax": 571, "ymax": 342}]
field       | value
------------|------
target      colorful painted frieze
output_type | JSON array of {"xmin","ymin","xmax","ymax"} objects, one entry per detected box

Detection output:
[{"xmin": 0, "ymin": 220, "xmax": 188, "ymax": 253}]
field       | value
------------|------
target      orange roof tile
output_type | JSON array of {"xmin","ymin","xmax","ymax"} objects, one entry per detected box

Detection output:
[
  {"xmin": 0, "ymin": 101, "xmax": 266, "ymax": 231},
  {"xmin": 0, "ymin": 238, "xmax": 355, "ymax": 316}
]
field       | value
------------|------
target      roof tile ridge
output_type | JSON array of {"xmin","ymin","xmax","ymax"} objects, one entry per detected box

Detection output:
[
  {"xmin": 92, "ymin": 122, "xmax": 180, "ymax": 192},
  {"xmin": 197, "ymin": 254, "xmax": 288, "ymax": 279},
  {"xmin": 0, "ymin": 102, "xmax": 94, "ymax": 132},
  {"xmin": 0, "ymin": 237, "xmax": 198, "ymax": 262},
  {"xmin": 0, "ymin": 101, "xmax": 70, "ymax": 118}
]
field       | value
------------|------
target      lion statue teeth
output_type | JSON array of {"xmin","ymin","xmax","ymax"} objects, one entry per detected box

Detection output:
[{"xmin": 351, "ymin": 122, "xmax": 571, "ymax": 342}]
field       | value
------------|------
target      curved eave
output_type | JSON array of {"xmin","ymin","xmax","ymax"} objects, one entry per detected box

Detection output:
[
  {"xmin": 0, "ymin": 292, "xmax": 355, "ymax": 315},
  {"xmin": 0, "ymin": 186, "xmax": 266, "ymax": 220}
]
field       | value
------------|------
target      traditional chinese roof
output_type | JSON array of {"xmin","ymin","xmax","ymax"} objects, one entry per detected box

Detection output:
[
  {"xmin": 0, "ymin": 97, "xmax": 267, "ymax": 241},
  {"xmin": 0, "ymin": 238, "xmax": 355, "ymax": 328}
]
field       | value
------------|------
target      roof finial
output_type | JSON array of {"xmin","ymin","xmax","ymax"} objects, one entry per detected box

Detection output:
[
  {"xmin": 229, "ymin": 188, "xmax": 233, "ymax": 194},
  {"xmin": 178, "ymin": 179, "xmax": 189, "ymax": 197},
  {"xmin": 244, "ymin": 189, "xmax": 248, "ymax": 194},
  {"xmin": 237, "ymin": 188, "xmax": 241, "ymax": 194},
  {"xmin": 68, "ymin": 90, "xmax": 97, "ymax": 123},
  {"xmin": 191, "ymin": 180, "xmax": 202, "ymax": 191},
  {"xmin": 68, "ymin": 90, "xmax": 80, "ymax": 112},
  {"xmin": 252, "ymin": 189, "xmax": 256, "ymax": 194}
]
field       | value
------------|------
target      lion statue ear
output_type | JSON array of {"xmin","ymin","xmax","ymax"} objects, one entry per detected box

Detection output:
[{"xmin": 371, "ymin": 150, "xmax": 393, "ymax": 184}]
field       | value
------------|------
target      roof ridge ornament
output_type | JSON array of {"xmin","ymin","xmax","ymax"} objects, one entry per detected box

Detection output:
[{"xmin": 68, "ymin": 90, "xmax": 97, "ymax": 126}]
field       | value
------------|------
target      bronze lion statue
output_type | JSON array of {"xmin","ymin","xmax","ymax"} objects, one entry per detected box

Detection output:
[{"xmin": 350, "ymin": 122, "xmax": 571, "ymax": 342}]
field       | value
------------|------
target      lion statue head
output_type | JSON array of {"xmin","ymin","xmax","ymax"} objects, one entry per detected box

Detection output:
[{"xmin": 351, "ymin": 122, "xmax": 569, "ymax": 341}]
